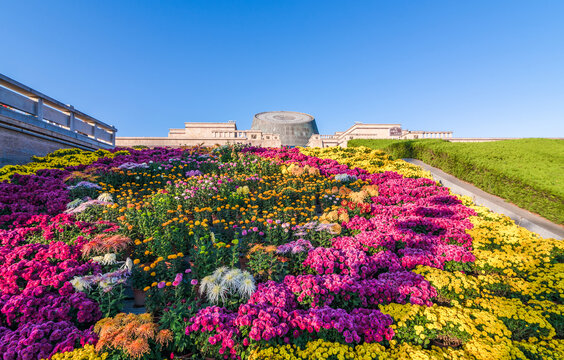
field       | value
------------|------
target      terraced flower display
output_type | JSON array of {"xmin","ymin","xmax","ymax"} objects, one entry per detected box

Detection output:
[{"xmin": 0, "ymin": 145, "xmax": 562, "ymax": 359}]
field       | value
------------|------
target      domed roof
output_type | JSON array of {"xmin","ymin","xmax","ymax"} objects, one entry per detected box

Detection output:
[
  {"xmin": 251, "ymin": 111, "xmax": 318, "ymax": 147},
  {"xmin": 254, "ymin": 111, "xmax": 315, "ymax": 124}
]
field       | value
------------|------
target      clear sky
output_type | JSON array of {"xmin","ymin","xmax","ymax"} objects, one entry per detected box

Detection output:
[{"xmin": 1, "ymin": 0, "xmax": 563, "ymax": 138}]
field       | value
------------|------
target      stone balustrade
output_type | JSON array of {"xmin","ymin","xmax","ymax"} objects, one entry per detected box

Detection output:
[
  {"xmin": 0, "ymin": 73, "xmax": 116, "ymax": 146},
  {"xmin": 0, "ymin": 73, "xmax": 117, "ymax": 165}
]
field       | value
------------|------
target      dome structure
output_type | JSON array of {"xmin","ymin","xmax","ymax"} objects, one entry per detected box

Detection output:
[{"xmin": 251, "ymin": 111, "xmax": 318, "ymax": 147}]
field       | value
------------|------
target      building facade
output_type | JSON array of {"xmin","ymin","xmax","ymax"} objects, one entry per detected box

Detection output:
[
  {"xmin": 116, "ymin": 120, "xmax": 282, "ymax": 148},
  {"xmin": 307, "ymin": 123, "xmax": 452, "ymax": 148},
  {"xmin": 116, "ymin": 114, "xmax": 453, "ymax": 148}
]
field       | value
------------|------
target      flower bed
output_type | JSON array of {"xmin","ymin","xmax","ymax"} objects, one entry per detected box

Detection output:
[{"xmin": 0, "ymin": 145, "xmax": 562, "ymax": 359}]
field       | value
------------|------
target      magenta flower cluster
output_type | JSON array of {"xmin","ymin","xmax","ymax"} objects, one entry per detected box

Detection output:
[
  {"xmin": 284, "ymin": 272, "xmax": 436, "ymax": 308},
  {"xmin": 187, "ymin": 280, "xmax": 396, "ymax": 358},
  {"xmin": 0, "ymin": 218, "xmax": 106, "ymax": 359},
  {"xmin": 0, "ymin": 241, "xmax": 98, "ymax": 296},
  {"xmin": 0, "ymin": 170, "xmax": 70, "ymax": 227},
  {"xmin": 0, "ymin": 321, "xmax": 97, "ymax": 360}
]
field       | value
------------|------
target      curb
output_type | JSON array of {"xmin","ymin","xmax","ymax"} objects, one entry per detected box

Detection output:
[{"xmin": 403, "ymin": 158, "xmax": 564, "ymax": 240}]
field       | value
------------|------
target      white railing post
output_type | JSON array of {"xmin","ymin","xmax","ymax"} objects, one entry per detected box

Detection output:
[
  {"xmin": 68, "ymin": 105, "xmax": 76, "ymax": 132},
  {"xmin": 36, "ymin": 98, "xmax": 43, "ymax": 122}
]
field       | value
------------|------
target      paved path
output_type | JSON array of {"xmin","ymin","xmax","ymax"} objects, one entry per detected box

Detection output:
[{"xmin": 403, "ymin": 158, "xmax": 564, "ymax": 240}]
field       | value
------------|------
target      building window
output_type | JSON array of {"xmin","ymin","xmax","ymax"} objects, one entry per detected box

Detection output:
[{"xmin": 251, "ymin": 134, "xmax": 257, "ymax": 139}]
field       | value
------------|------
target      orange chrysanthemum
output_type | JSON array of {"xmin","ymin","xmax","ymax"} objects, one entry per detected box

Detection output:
[
  {"xmin": 82, "ymin": 234, "xmax": 131, "ymax": 257},
  {"xmin": 125, "ymin": 338, "xmax": 150, "ymax": 358},
  {"xmin": 155, "ymin": 330, "xmax": 173, "ymax": 346},
  {"xmin": 135, "ymin": 323, "xmax": 157, "ymax": 339}
]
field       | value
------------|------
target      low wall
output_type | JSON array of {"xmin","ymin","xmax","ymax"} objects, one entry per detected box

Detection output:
[
  {"xmin": 0, "ymin": 124, "xmax": 76, "ymax": 166},
  {"xmin": 0, "ymin": 113, "xmax": 110, "ymax": 166},
  {"xmin": 116, "ymin": 137, "xmax": 282, "ymax": 148}
]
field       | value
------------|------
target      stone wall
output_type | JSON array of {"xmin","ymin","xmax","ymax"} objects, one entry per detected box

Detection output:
[
  {"xmin": 0, "ymin": 112, "xmax": 112, "ymax": 166},
  {"xmin": 0, "ymin": 122, "xmax": 74, "ymax": 165}
]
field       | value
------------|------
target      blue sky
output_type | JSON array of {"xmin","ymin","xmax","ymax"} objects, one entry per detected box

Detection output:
[{"xmin": 1, "ymin": 0, "xmax": 563, "ymax": 138}]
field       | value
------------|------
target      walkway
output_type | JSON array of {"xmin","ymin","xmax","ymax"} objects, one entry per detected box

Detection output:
[{"xmin": 403, "ymin": 158, "xmax": 564, "ymax": 240}]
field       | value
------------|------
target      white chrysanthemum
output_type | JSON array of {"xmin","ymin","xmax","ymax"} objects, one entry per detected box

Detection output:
[
  {"xmin": 199, "ymin": 275, "xmax": 214, "ymax": 295},
  {"xmin": 99, "ymin": 278, "xmax": 112, "ymax": 289},
  {"xmin": 213, "ymin": 266, "xmax": 229, "ymax": 279},
  {"xmin": 102, "ymin": 253, "xmax": 117, "ymax": 265},
  {"xmin": 94, "ymin": 253, "xmax": 118, "ymax": 266},
  {"xmin": 70, "ymin": 276, "xmax": 91, "ymax": 292},
  {"xmin": 97, "ymin": 192, "xmax": 114, "ymax": 202},
  {"xmin": 207, "ymin": 283, "xmax": 227, "ymax": 304},
  {"xmin": 221, "ymin": 268, "xmax": 242, "ymax": 288},
  {"xmin": 124, "ymin": 257, "xmax": 133, "ymax": 271},
  {"xmin": 238, "ymin": 275, "xmax": 256, "ymax": 299}
]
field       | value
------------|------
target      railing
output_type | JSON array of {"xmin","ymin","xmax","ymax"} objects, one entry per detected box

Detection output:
[
  {"xmin": 419, "ymin": 132, "xmax": 453, "ymax": 139},
  {"xmin": 343, "ymin": 134, "xmax": 387, "ymax": 139},
  {"xmin": 212, "ymin": 131, "xmax": 247, "ymax": 139},
  {"xmin": 0, "ymin": 73, "xmax": 116, "ymax": 146},
  {"xmin": 211, "ymin": 131, "xmax": 279, "ymax": 141}
]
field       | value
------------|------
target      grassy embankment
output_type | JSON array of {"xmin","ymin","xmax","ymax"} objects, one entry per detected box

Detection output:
[{"xmin": 348, "ymin": 138, "xmax": 564, "ymax": 225}]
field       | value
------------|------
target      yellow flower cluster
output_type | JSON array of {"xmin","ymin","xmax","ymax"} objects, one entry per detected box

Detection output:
[
  {"xmin": 250, "ymin": 339, "xmax": 387, "ymax": 360},
  {"xmin": 513, "ymin": 339, "xmax": 564, "ymax": 359},
  {"xmin": 281, "ymin": 163, "xmax": 320, "ymax": 177},
  {"xmin": 0, "ymin": 148, "xmax": 129, "ymax": 181},
  {"xmin": 464, "ymin": 200, "xmax": 563, "ymax": 276},
  {"xmin": 252, "ymin": 339, "xmax": 538, "ymax": 360},
  {"xmin": 414, "ymin": 265, "xmax": 481, "ymax": 301},
  {"xmin": 300, "ymin": 146, "xmax": 432, "ymax": 178},
  {"xmin": 528, "ymin": 299, "xmax": 564, "ymax": 321},
  {"xmin": 467, "ymin": 296, "xmax": 556, "ymax": 340},
  {"xmin": 47, "ymin": 345, "xmax": 108, "ymax": 360},
  {"xmin": 380, "ymin": 303, "xmax": 535, "ymax": 359},
  {"xmin": 381, "ymin": 303, "xmax": 512, "ymax": 343}
]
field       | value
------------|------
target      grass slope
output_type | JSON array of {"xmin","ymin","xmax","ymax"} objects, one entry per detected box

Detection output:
[{"xmin": 348, "ymin": 138, "xmax": 564, "ymax": 225}]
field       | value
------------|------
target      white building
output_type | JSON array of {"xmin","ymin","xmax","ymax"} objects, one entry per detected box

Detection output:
[
  {"xmin": 307, "ymin": 123, "xmax": 452, "ymax": 148},
  {"xmin": 116, "ymin": 120, "xmax": 452, "ymax": 148}
]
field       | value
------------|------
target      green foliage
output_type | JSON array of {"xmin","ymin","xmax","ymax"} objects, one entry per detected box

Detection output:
[
  {"xmin": 391, "ymin": 314, "xmax": 470, "ymax": 349},
  {"xmin": 85, "ymin": 283, "xmax": 127, "ymax": 318},
  {"xmin": 159, "ymin": 299, "xmax": 198, "ymax": 355},
  {"xmin": 247, "ymin": 245, "xmax": 288, "ymax": 282},
  {"xmin": 131, "ymin": 263, "xmax": 153, "ymax": 290},
  {"xmin": 500, "ymin": 317, "xmax": 549, "ymax": 341},
  {"xmin": 349, "ymin": 138, "xmax": 564, "ymax": 224}
]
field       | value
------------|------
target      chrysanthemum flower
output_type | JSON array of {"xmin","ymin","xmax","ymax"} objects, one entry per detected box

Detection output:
[
  {"xmin": 207, "ymin": 283, "xmax": 227, "ymax": 304},
  {"xmin": 238, "ymin": 275, "xmax": 256, "ymax": 299},
  {"xmin": 125, "ymin": 338, "xmax": 150, "ymax": 358}
]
